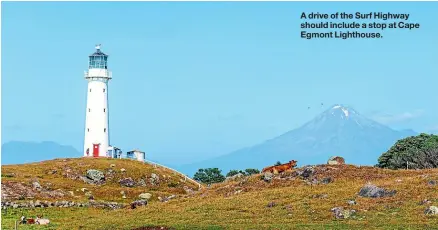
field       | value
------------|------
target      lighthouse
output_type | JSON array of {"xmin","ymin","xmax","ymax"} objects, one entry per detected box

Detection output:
[{"xmin": 83, "ymin": 44, "xmax": 112, "ymax": 157}]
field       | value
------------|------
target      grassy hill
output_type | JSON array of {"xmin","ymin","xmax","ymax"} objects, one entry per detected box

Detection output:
[{"xmin": 1, "ymin": 158, "xmax": 438, "ymax": 229}]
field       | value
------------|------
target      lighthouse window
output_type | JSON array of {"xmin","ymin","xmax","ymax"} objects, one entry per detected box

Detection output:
[
  {"xmin": 104, "ymin": 108, "xmax": 106, "ymax": 112},
  {"xmin": 103, "ymin": 89, "xmax": 105, "ymax": 93},
  {"xmin": 90, "ymin": 89, "xmax": 92, "ymax": 92},
  {"xmin": 104, "ymin": 128, "xmax": 106, "ymax": 132},
  {"xmin": 88, "ymin": 108, "xmax": 91, "ymax": 112},
  {"xmin": 87, "ymin": 128, "xmax": 89, "ymax": 132}
]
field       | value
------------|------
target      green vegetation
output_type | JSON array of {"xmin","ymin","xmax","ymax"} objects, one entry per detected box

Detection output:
[
  {"xmin": 377, "ymin": 133, "xmax": 438, "ymax": 169},
  {"xmin": 226, "ymin": 169, "xmax": 260, "ymax": 177},
  {"xmin": 193, "ymin": 168, "xmax": 225, "ymax": 184}
]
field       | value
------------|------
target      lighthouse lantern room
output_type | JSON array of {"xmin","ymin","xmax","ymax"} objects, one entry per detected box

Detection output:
[{"xmin": 83, "ymin": 44, "xmax": 112, "ymax": 157}]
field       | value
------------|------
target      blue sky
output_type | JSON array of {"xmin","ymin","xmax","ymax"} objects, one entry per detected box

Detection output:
[{"xmin": 2, "ymin": 2, "xmax": 438, "ymax": 164}]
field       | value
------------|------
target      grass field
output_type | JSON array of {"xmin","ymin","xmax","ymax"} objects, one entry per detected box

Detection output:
[{"xmin": 1, "ymin": 158, "xmax": 438, "ymax": 229}]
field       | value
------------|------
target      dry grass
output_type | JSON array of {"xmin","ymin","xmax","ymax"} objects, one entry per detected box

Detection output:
[{"xmin": 2, "ymin": 160, "xmax": 438, "ymax": 229}]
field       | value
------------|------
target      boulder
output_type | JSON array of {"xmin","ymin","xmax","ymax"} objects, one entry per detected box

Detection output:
[
  {"xmin": 130, "ymin": 200, "xmax": 148, "ymax": 209},
  {"xmin": 120, "ymin": 168, "xmax": 126, "ymax": 172},
  {"xmin": 358, "ymin": 184, "xmax": 396, "ymax": 198},
  {"xmin": 266, "ymin": 202, "xmax": 276, "ymax": 208},
  {"xmin": 320, "ymin": 177, "xmax": 333, "ymax": 184},
  {"xmin": 327, "ymin": 156, "xmax": 345, "ymax": 165},
  {"xmin": 119, "ymin": 178, "xmax": 135, "ymax": 187},
  {"xmin": 298, "ymin": 166, "xmax": 315, "ymax": 179},
  {"xmin": 150, "ymin": 173, "xmax": 160, "ymax": 185},
  {"xmin": 138, "ymin": 193, "xmax": 152, "ymax": 200},
  {"xmin": 262, "ymin": 172, "xmax": 274, "ymax": 183},
  {"xmin": 331, "ymin": 207, "xmax": 356, "ymax": 219},
  {"xmin": 32, "ymin": 181, "xmax": 42, "ymax": 190},
  {"xmin": 85, "ymin": 169, "xmax": 105, "ymax": 184},
  {"xmin": 347, "ymin": 200, "xmax": 357, "ymax": 205},
  {"xmin": 425, "ymin": 206, "xmax": 438, "ymax": 215},
  {"xmin": 428, "ymin": 180, "xmax": 437, "ymax": 186},
  {"xmin": 110, "ymin": 164, "xmax": 116, "ymax": 168}
]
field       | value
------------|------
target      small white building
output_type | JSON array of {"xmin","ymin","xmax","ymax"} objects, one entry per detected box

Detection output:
[
  {"xmin": 126, "ymin": 149, "xmax": 145, "ymax": 162},
  {"xmin": 107, "ymin": 146, "xmax": 123, "ymax": 158}
]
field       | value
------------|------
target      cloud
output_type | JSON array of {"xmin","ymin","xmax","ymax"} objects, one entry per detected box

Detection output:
[{"xmin": 371, "ymin": 110, "xmax": 424, "ymax": 125}]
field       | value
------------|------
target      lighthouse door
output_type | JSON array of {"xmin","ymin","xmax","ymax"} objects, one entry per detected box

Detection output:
[{"xmin": 93, "ymin": 144, "xmax": 100, "ymax": 157}]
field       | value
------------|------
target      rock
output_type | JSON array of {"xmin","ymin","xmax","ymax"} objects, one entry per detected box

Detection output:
[
  {"xmin": 167, "ymin": 194, "xmax": 176, "ymax": 200},
  {"xmin": 68, "ymin": 191, "xmax": 74, "ymax": 196},
  {"xmin": 327, "ymin": 156, "xmax": 345, "ymax": 165},
  {"xmin": 110, "ymin": 164, "xmax": 116, "ymax": 168},
  {"xmin": 47, "ymin": 169, "xmax": 57, "ymax": 175},
  {"xmin": 183, "ymin": 186, "xmax": 194, "ymax": 194},
  {"xmin": 130, "ymin": 200, "xmax": 148, "ymax": 209},
  {"xmin": 298, "ymin": 166, "xmax": 315, "ymax": 179},
  {"xmin": 120, "ymin": 191, "xmax": 127, "ymax": 199},
  {"xmin": 321, "ymin": 177, "xmax": 333, "ymax": 184},
  {"xmin": 312, "ymin": 194, "xmax": 328, "ymax": 199},
  {"xmin": 81, "ymin": 188, "xmax": 88, "ymax": 193},
  {"xmin": 266, "ymin": 202, "xmax": 276, "ymax": 208},
  {"xmin": 262, "ymin": 172, "xmax": 274, "ymax": 183},
  {"xmin": 225, "ymin": 173, "xmax": 245, "ymax": 182},
  {"xmin": 150, "ymin": 173, "xmax": 160, "ymax": 185},
  {"xmin": 347, "ymin": 200, "xmax": 357, "ymax": 205},
  {"xmin": 331, "ymin": 207, "xmax": 356, "ymax": 219},
  {"xmin": 425, "ymin": 206, "xmax": 438, "ymax": 215},
  {"xmin": 358, "ymin": 184, "xmax": 396, "ymax": 198},
  {"xmin": 138, "ymin": 193, "xmax": 152, "ymax": 200},
  {"xmin": 85, "ymin": 191, "xmax": 93, "ymax": 199},
  {"xmin": 119, "ymin": 177, "xmax": 135, "ymax": 187},
  {"xmin": 137, "ymin": 179, "xmax": 147, "ymax": 187},
  {"xmin": 85, "ymin": 169, "xmax": 105, "ymax": 184},
  {"xmin": 428, "ymin": 180, "xmax": 437, "ymax": 186},
  {"xmin": 120, "ymin": 168, "xmax": 126, "ymax": 172},
  {"xmin": 32, "ymin": 181, "xmax": 42, "ymax": 190},
  {"xmin": 420, "ymin": 199, "xmax": 432, "ymax": 205},
  {"xmin": 35, "ymin": 200, "xmax": 42, "ymax": 207}
]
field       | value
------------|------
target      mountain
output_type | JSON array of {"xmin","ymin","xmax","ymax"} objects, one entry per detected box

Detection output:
[
  {"xmin": 1, "ymin": 141, "xmax": 81, "ymax": 165},
  {"xmin": 177, "ymin": 104, "xmax": 418, "ymax": 176}
]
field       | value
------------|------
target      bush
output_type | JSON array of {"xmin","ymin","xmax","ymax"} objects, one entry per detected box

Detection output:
[
  {"xmin": 226, "ymin": 170, "xmax": 240, "ymax": 177},
  {"xmin": 244, "ymin": 168, "xmax": 260, "ymax": 175},
  {"xmin": 377, "ymin": 133, "xmax": 438, "ymax": 169},
  {"xmin": 193, "ymin": 168, "xmax": 225, "ymax": 184}
]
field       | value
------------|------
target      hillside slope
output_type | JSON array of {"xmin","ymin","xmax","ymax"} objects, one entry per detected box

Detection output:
[
  {"xmin": 2, "ymin": 161, "xmax": 438, "ymax": 229},
  {"xmin": 1, "ymin": 158, "xmax": 200, "ymax": 203},
  {"xmin": 179, "ymin": 105, "xmax": 416, "ymax": 176}
]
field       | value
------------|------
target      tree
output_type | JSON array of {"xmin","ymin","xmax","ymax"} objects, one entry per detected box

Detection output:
[
  {"xmin": 377, "ymin": 133, "xmax": 438, "ymax": 169},
  {"xmin": 226, "ymin": 170, "xmax": 239, "ymax": 177},
  {"xmin": 275, "ymin": 161, "xmax": 282, "ymax": 166},
  {"xmin": 193, "ymin": 168, "xmax": 225, "ymax": 184},
  {"xmin": 244, "ymin": 168, "xmax": 260, "ymax": 175}
]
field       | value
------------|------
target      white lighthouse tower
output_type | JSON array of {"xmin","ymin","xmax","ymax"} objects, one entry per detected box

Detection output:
[{"xmin": 83, "ymin": 44, "xmax": 112, "ymax": 157}]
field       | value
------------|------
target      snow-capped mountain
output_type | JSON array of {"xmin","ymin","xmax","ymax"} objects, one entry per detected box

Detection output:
[{"xmin": 178, "ymin": 104, "xmax": 417, "ymax": 176}]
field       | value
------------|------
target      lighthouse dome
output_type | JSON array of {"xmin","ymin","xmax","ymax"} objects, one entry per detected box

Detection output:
[{"xmin": 89, "ymin": 44, "xmax": 108, "ymax": 69}]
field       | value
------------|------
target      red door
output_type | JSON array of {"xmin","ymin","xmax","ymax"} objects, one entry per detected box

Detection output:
[{"xmin": 93, "ymin": 144, "xmax": 100, "ymax": 157}]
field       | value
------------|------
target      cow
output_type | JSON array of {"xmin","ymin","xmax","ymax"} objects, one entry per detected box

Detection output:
[{"xmin": 261, "ymin": 160, "xmax": 298, "ymax": 174}]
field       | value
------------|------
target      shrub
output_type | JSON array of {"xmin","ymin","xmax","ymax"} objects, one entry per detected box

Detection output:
[
  {"xmin": 377, "ymin": 133, "xmax": 438, "ymax": 169},
  {"xmin": 244, "ymin": 168, "xmax": 260, "ymax": 175},
  {"xmin": 193, "ymin": 168, "xmax": 225, "ymax": 184}
]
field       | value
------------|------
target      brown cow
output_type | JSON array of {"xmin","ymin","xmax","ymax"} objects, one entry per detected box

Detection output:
[{"xmin": 261, "ymin": 160, "xmax": 297, "ymax": 174}]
